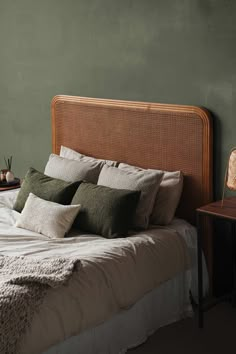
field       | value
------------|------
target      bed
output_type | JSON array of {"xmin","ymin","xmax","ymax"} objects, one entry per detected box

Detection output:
[
  {"xmin": 0, "ymin": 95, "xmax": 213, "ymax": 354},
  {"xmin": 51, "ymin": 95, "xmax": 213, "ymax": 274}
]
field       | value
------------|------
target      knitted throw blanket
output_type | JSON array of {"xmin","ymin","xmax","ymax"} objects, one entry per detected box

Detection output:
[{"xmin": 0, "ymin": 256, "xmax": 80, "ymax": 354}]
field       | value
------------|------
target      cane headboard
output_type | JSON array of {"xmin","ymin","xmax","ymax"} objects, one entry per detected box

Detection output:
[{"xmin": 51, "ymin": 95, "xmax": 213, "ymax": 273}]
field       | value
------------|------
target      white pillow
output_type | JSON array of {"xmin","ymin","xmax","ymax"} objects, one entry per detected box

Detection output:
[
  {"xmin": 60, "ymin": 146, "xmax": 117, "ymax": 167},
  {"xmin": 15, "ymin": 193, "xmax": 81, "ymax": 239},
  {"xmin": 98, "ymin": 164, "xmax": 164, "ymax": 229},
  {"xmin": 44, "ymin": 154, "xmax": 102, "ymax": 184},
  {"xmin": 150, "ymin": 171, "xmax": 183, "ymax": 225}
]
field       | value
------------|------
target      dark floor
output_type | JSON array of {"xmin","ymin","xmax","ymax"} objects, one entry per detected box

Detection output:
[{"xmin": 129, "ymin": 302, "xmax": 236, "ymax": 354}]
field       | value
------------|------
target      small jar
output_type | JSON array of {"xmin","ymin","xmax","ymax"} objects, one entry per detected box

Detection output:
[{"xmin": 6, "ymin": 171, "xmax": 14, "ymax": 182}]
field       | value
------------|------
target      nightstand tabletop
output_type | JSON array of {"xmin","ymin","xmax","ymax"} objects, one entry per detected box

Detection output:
[{"xmin": 197, "ymin": 196, "xmax": 236, "ymax": 221}]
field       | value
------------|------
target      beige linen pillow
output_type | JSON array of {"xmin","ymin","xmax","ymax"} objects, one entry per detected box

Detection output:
[
  {"xmin": 98, "ymin": 164, "xmax": 164, "ymax": 229},
  {"xmin": 15, "ymin": 193, "xmax": 81, "ymax": 238},
  {"xmin": 150, "ymin": 171, "xmax": 183, "ymax": 225},
  {"xmin": 60, "ymin": 146, "xmax": 117, "ymax": 167},
  {"xmin": 44, "ymin": 154, "xmax": 102, "ymax": 184}
]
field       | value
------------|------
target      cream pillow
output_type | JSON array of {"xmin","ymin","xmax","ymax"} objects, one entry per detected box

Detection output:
[
  {"xmin": 15, "ymin": 193, "xmax": 81, "ymax": 238},
  {"xmin": 150, "ymin": 171, "xmax": 183, "ymax": 225},
  {"xmin": 44, "ymin": 154, "xmax": 102, "ymax": 184},
  {"xmin": 60, "ymin": 146, "xmax": 117, "ymax": 167},
  {"xmin": 98, "ymin": 164, "xmax": 164, "ymax": 229}
]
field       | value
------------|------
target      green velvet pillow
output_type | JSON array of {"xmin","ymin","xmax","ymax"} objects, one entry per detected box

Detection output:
[
  {"xmin": 71, "ymin": 182, "xmax": 141, "ymax": 238},
  {"xmin": 13, "ymin": 167, "xmax": 81, "ymax": 212}
]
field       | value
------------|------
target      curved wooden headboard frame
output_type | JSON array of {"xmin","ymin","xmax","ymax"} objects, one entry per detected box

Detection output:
[{"xmin": 51, "ymin": 95, "xmax": 213, "ymax": 277}]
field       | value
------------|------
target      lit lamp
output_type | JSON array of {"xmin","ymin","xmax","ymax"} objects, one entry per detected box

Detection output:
[{"xmin": 222, "ymin": 147, "xmax": 236, "ymax": 206}]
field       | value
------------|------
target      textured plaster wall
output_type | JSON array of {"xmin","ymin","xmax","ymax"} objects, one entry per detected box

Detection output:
[{"xmin": 0, "ymin": 0, "xmax": 235, "ymax": 197}]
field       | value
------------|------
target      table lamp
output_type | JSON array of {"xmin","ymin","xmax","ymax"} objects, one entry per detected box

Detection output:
[{"xmin": 222, "ymin": 147, "xmax": 236, "ymax": 206}]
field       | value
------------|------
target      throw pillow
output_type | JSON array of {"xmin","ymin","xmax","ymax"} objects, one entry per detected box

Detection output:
[
  {"xmin": 60, "ymin": 145, "xmax": 117, "ymax": 167},
  {"xmin": 13, "ymin": 167, "xmax": 80, "ymax": 212},
  {"xmin": 150, "ymin": 170, "xmax": 183, "ymax": 225},
  {"xmin": 98, "ymin": 164, "xmax": 164, "ymax": 229},
  {"xmin": 71, "ymin": 182, "xmax": 140, "ymax": 238},
  {"xmin": 45, "ymin": 153, "xmax": 103, "ymax": 184},
  {"xmin": 15, "ymin": 193, "xmax": 81, "ymax": 238}
]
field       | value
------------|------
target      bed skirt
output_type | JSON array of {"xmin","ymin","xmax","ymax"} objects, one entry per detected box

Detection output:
[{"xmin": 44, "ymin": 270, "xmax": 193, "ymax": 354}]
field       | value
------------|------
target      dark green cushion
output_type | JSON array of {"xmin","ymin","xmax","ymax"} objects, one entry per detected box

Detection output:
[
  {"xmin": 13, "ymin": 167, "xmax": 81, "ymax": 212},
  {"xmin": 71, "ymin": 182, "xmax": 140, "ymax": 238}
]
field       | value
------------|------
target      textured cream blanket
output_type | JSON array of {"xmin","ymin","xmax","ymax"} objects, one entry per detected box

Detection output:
[
  {"xmin": 0, "ymin": 190, "xmax": 191, "ymax": 354},
  {"xmin": 0, "ymin": 256, "xmax": 80, "ymax": 354}
]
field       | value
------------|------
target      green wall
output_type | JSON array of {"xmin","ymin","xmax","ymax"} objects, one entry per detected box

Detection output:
[{"xmin": 0, "ymin": 0, "xmax": 235, "ymax": 198}]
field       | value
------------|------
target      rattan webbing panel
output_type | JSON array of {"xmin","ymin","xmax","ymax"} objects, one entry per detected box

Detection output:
[{"xmin": 52, "ymin": 95, "xmax": 212, "ymax": 225}]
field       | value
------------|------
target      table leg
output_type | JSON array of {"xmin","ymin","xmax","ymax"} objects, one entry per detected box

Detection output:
[
  {"xmin": 231, "ymin": 222, "xmax": 236, "ymax": 307},
  {"xmin": 197, "ymin": 213, "xmax": 203, "ymax": 328}
]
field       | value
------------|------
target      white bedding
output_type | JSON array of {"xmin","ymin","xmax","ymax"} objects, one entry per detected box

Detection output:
[{"xmin": 0, "ymin": 190, "xmax": 207, "ymax": 354}]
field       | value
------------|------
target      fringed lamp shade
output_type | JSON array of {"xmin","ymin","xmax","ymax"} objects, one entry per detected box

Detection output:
[
  {"xmin": 227, "ymin": 148, "xmax": 236, "ymax": 190},
  {"xmin": 222, "ymin": 148, "xmax": 236, "ymax": 205}
]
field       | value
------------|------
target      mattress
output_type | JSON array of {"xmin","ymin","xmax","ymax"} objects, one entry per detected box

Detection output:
[{"xmin": 0, "ymin": 190, "xmax": 208, "ymax": 354}]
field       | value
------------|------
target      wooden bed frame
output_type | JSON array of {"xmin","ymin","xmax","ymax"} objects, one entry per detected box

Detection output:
[{"xmin": 51, "ymin": 95, "xmax": 213, "ymax": 281}]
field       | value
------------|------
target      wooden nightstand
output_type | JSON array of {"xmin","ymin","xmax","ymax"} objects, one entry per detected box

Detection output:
[{"xmin": 196, "ymin": 197, "xmax": 236, "ymax": 328}]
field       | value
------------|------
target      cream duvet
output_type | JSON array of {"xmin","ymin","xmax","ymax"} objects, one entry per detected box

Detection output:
[{"xmin": 0, "ymin": 190, "xmax": 190, "ymax": 354}]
